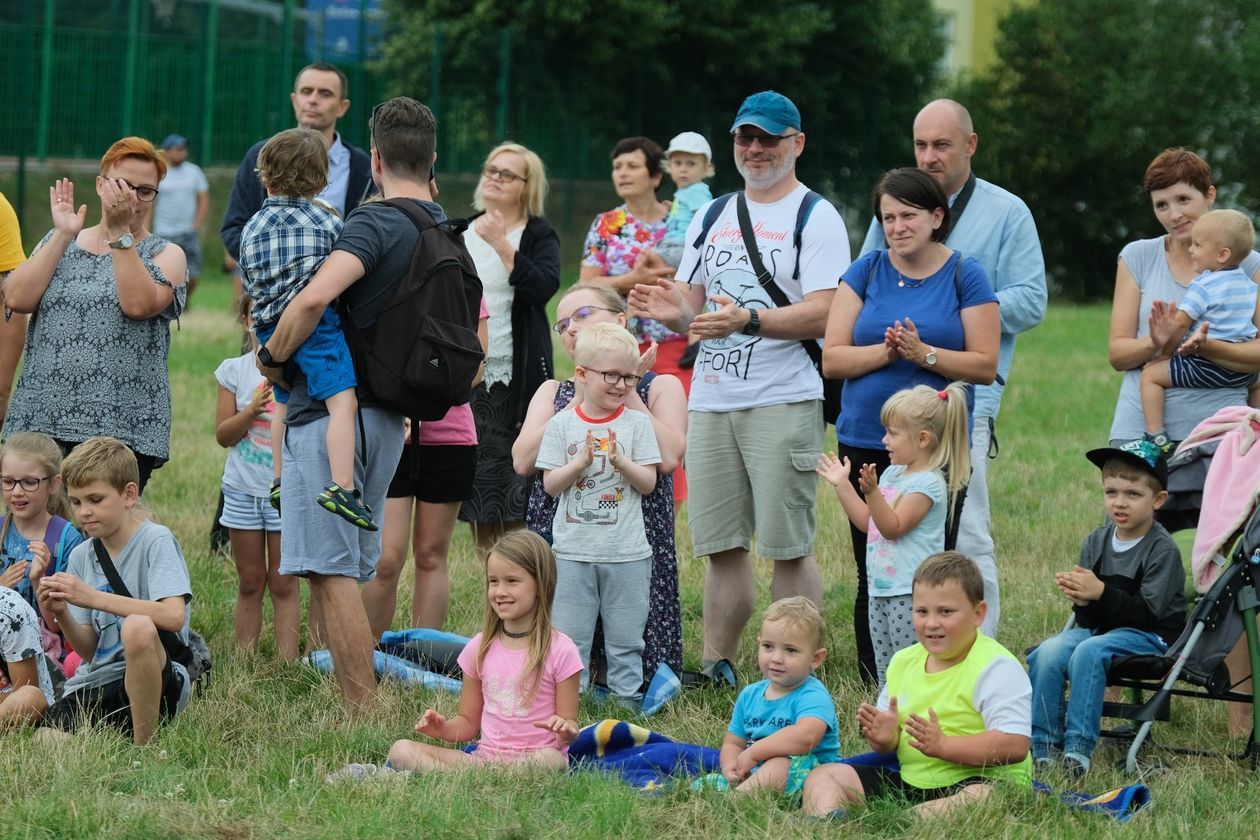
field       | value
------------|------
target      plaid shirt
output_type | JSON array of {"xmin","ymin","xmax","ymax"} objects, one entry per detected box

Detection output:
[{"xmin": 239, "ymin": 195, "xmax": 343, "ymax": 327}]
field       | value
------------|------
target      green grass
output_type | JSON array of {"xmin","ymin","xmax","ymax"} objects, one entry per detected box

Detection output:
[{"xmin": 10, "ymin": 273, "xmax": 1260, "ymax": 838}]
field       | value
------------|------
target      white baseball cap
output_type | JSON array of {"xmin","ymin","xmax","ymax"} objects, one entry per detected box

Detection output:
[{"xmin": 665, "ymin": 131, "xmax": 712, "ymax": 161}]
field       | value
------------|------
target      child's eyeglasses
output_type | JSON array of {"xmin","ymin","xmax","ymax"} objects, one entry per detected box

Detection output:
[
  {"xmin": 552, "ymin": 305, "xmax": 621, "ymax": 334},
  {"xmin": 584, "ymin": 369, "xmax": 642, "ymax": 388},
  {"xmin": 732, "ymin": 132, "xmax": 797, "ymax": 149},
  {"xmin": 1, "ymin": 476, "xmax": 52, "ymax": 491}
]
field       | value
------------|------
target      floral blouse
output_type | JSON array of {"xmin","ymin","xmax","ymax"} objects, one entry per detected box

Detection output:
[{"xmin": 581, "ymin": 205, "xmax": 682, "ymax": 344}]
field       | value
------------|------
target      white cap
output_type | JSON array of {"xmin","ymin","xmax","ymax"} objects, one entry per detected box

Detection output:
[{"xmin": 665, "ymin": 131, "xmax": 712, "ymax": 161}]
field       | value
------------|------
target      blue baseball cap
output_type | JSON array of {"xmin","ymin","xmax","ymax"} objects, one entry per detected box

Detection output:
[
  {"xmin": 1086, "ymin": 439, "xmax": 1169, "ymax": 490},
  {"xmin": 730, "ymin": 91, "xmax": 802, "ymax": 135},
  {"xmin": 160, "ymin": 133, "xmax": 187, "ymax": 150}
]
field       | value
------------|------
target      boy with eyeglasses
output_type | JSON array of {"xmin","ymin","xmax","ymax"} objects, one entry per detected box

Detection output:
[{"xmin": 535, "ymin": 323, "xmax": 662, "ymax": 705}]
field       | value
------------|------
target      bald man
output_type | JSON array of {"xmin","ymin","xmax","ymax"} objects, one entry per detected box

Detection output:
[{"xmin": 859, "ymin": 99, "xmax": 1046, "ymax": 645}]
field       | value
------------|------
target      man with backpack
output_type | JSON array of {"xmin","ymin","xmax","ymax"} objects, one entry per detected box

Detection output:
[
  {"xmin": 629, "ymin": 90, "xmax": 850, "ymax": 677},
  {"xmin": 258, "ymin": 96, "xmax": 481, "ymax": 715}
]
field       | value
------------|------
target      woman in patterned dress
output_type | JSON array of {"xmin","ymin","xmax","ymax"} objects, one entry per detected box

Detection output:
[
  {"xmin": 513, "ymin": 283, "xmax": 686, "ymax": 678},
  {"xmin": 2, "ymin": 137, "xmax": 186, "ymax": 491}
]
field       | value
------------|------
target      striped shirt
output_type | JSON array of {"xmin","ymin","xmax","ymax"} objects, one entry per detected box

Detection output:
[
  {"xmin": 239, "ymin": 195, "xmax": 343, "ymax": 327},
  {"xmin": 1180, "ymin": 267, "xmax": 1258, "ymax": 342}
]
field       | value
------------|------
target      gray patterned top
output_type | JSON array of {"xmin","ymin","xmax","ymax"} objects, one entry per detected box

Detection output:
[{"xmin": 2, "ymin": 232, "xmax": 185, "ymax": 460}]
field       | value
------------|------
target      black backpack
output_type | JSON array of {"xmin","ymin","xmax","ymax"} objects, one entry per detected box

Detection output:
[{"xmin": 340, "ymin": 199, "xmax": 485, "ymax": 421}]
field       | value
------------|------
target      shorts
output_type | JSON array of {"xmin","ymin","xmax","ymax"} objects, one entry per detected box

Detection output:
[
  {"xmin": 162, "ymin": 230, "xmax": 203, "ymax": 278},
  {"xmin": 43, "ymin": 660, "xmax": 190, "ymax": 735},
  {"xmin": 387, "ymin": 444, "xmax": 477, "ymax": 503},
  {"xmin": 686, "ymin": 400, "xmax": 823, "ymax": 560},
  {"xmin": 279, "ymin": 406, "xmax": 404, "ymax": 582},
  {"xmin": 219, "ymin": 484, "xmax": 282, "ymax": 531},
  {"xmin": 848, "ymin": 765, "xmax": 993, "ymax": 805},
  {"xmin": 1168, "ymin": 353, "xmax": 1257, "ymax": 389},
  {"xmin": 255, "ymin": 308, "xmax": 356, "ymax": 404}
]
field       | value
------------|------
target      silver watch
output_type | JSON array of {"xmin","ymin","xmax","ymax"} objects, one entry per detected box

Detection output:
[
  {"xmin": 107, "ymin": 232, "xmax": 135, "ymax": 250},
  {"xmin": 924, "ymin": 347, "xmax": 938, "ymax": 367}
]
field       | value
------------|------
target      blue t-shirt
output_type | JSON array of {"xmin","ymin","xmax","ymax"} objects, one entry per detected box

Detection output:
[
  {"xmin": 867, "ymin": 466, "xmax": 946, "ymax": 596},
  {"xmin": 727, "ymin": 674, "xmax": 841, "ymax": 764},
  {"xmin": 0, "ymin": 515, "xmax": 84, "ymax": 614},
  {"xmin": 835, "ymin": 250, "xmax": 997, "ymax": 449},
  {"xmin": 665, "ymin": 182, "xmax": 713, "ymax": 241}
]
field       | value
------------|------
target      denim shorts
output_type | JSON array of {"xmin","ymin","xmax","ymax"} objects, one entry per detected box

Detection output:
[
  {"xmin": 219, "ymin": 485, "xmax": 282, "ymax": 532},
  {"xmin": 255, "ymin": 307, "xmax": 357, "ymax": 403}
]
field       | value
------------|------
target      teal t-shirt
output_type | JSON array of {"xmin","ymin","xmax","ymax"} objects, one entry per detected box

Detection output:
[{"xmin": 727, "ymin": 674, "xmax": 841, "ymax": 764}]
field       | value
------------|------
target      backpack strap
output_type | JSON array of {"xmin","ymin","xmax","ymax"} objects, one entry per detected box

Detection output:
[
  {"xmin": 690, "ymin": 192, "xmax": 737, "ymax": 251},
  {"xmin": 92, "ymin": 538, "xmax": 132, "ymax": 599},
  {"xmin": 950, "ymin": 253, "xmax": 1005, "ymax": 387},
  {"xmin": 792, "ymin": 190, "xmax": 824, "ymax": 281}
]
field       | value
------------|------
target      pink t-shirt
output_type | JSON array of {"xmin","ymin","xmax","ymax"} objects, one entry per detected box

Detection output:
[
  {"xmin": 457, "ymin": 630, "xmax": 583, "ymax": 758},
  {"xmin": 418, "ymin": 298, "xmax": 489, "ymax": 446}
]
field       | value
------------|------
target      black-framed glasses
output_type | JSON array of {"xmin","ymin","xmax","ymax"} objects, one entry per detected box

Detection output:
[
  {"xmin": 584, "ymin": 368, "xmax": 642, "ymax": 388},
  {"xmin": 552, "ymin": 305, "xmax": 621, "ymax": 334},
  {"xmin": 482, "ymin": 165, "xmax": 527, "ymax": 184},
  {"xmin": 732, "ymin": 131, "xmax": 798, "ymax": 149},
  {"xmin": 100, "ymin": 176, "xmax": 159, "ymax": 201},
  {"xmin": 0, "ymin": 475, "xmax": 52, "ymax": 492}
]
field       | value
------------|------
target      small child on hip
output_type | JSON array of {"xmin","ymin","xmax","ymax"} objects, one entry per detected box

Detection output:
[
  {"xmin": 1140, "ymin": 208, "xmax": 1260, "ymax": 451},
  {"xmin": 656, "ymin": 131, "xmax": 714, "ymax": 269},
  {"xmin": 239, "ymin": 127, "xmax": 375, "ymax": 530}
]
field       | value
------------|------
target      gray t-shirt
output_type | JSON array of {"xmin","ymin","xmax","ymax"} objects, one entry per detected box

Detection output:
[
  {"xmin": 0, "ymin": 586, "xmax": 54, "ymax": 704},
  {"xmin": 286, "ymin": 198, "xmax": 446, "ymax": 425},
  {"xmin": 62, "ymin": 521, "xmax": 192, "ymax": 693},
  {"xmin": 1110, "ymin": 236, "xmax": 1260, "ymax": 441},
  {"xmin": 536, "ymin": 406, "xmax": 661, "ymax": 563}
]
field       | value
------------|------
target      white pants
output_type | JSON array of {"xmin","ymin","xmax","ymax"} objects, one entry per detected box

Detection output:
[{"xmin": 955, "ymin": 417, "xmax": 1000, "ymax": 637}]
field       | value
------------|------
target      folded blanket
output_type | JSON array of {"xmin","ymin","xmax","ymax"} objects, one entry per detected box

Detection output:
[{"xmin": 1033, "ymin": 780, "xmax": 1151, "ymax": 823}]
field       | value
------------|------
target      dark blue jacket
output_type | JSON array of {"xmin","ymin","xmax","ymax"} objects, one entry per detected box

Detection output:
[{"xmin": 220, "ymin": 135, "xmax": 373, "ymax": 259}]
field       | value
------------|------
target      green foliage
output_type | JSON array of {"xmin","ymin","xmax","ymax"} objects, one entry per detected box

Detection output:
[{"xmin": 957, "ymin": 0, "xmax": 1260, "ymax": 299}]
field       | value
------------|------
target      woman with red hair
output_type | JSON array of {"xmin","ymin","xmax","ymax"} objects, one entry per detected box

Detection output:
[{"xmin": 2, "ymin": 137, "xmax": 187, "ymax": 491}]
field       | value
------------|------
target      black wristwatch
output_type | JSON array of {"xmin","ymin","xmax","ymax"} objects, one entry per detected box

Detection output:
[
  {"xmin": 740, "ymin": 308, "xmax": 761, "ymax": 336},
  {"xmin": 257, "ymin": 346, "xmax": 286, "ymax": 368}
]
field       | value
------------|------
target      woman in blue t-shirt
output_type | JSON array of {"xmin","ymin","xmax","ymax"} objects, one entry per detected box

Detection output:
[{"xmin": 822, "ymin": 167, "xmax": 999, "ymax": 686}]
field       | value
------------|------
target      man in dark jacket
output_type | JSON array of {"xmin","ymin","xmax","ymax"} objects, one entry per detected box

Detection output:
[{"xmin": 221, "ymin": 62, "xmax": 374, "ymax": 260}]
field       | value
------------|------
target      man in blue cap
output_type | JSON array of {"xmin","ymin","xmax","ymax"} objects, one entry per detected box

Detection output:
[
  {"xmin": 153, "ymin": 133, "xmax": 209, "ymax": 298},
  {"xmin": 630, "ymin": 90, "xmax": 851, "ymax": 674}
]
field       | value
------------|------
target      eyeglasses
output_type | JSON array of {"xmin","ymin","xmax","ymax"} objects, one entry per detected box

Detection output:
[
  {"xmin": 483, "ymin": 165, "xmax": 527, "ymax": 184},
  {"xmin": 99, "ymin": 176, "xmax": 159, "ymax": 202},
  {"xmin": 552, "ymin": 305, "xmax": 622, "ymax": 334},
  {"xmin": 0, "ymin": 475, "xmax": 52, "ymax": 492},
  {"xmin": 732, "ymin": 131, "xmax": 798, "ymax": 149},
  {"xmin": 583, "ymin": 368, "xmax": 642, "ymax": 388}
]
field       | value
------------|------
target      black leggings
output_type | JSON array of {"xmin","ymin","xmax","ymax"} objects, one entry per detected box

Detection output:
[{"xmin": 835, "ymin": 441, "xmax": 891, "ymax": 688}]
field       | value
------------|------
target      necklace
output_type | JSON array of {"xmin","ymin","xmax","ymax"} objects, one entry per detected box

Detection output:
[
  {"xmin": 502, "ymin": 626, "xmax": 532, "ymax": 639},
  {"xmin": 897, "ymin": 270, "xmax": 928, "ymax": 289}
]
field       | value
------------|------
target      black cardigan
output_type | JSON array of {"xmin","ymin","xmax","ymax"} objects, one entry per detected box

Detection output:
[{"xmin": 471, "ymin": 213, "xmax": 561, "ymax": 428}]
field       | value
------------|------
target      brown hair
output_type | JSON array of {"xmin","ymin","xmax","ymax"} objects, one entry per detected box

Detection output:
[
  {"xmin": 100, "ymin": 136, "xmax": 166, "ymax": 182},
  {"xmin": 913, "ymin": 551, "xmax": 985, "ymax": 606},
  {"xmin": 872, "ymin": 167, "xmax": 951, "ymax": 243},
  {"xmin": 256, "ymin": 128, "xmax": 329, "ymax": 198},
  {"xmin": 370, "ymin": 97, "xmax": 437, "ymax": 182},
  {"xmin": 295, "ymin": 61, "xmax": 348, "ymax": 100},
  {"xmin": 0, "ymin": 432, "xmax": 73, "ymax": 520},
  {"xmin": 477, "ymin": 530, "xmax": 558, "ymax": 704},
  {"xmin": 1100, "ymin": 458, "xmax": 1163, "ymax": 495},
  {"xmin": 1143, "ymin": 148, "xmax": 1213, "ymax": 195},
  {"xmin": 62, "ymin": 436, "xmax": 139, "ymax": 493},
  {"xmin": 761, "ymin": 596, "xmax": 827, "ymax": 651}
]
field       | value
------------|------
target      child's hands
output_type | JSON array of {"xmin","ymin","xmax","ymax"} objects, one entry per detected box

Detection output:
[
  {"xmin": 1056, "ymin": 567, "xmax": 1105, "ymax": 603},
  {"xmin": 606, "ymin": 430, "xmax": 621, "ymax": 470},
  {"xmin": 533, "ymin": 715, "xmax": 579, "ymax": 746},
  {"xmin": 414, "ymin": 708, "xmax": 447, "ymax": 739},
  {"xmin": 248, "ymin": 385, "xmax": 273, "ymax": 417},
  {"xmin": 904, "ymin": 708, "xmax": 946, "ymax": 758},
  {"xmin": 733, "ymin": 748, "xmax": 759, "ymax": 778},
  {"xmin": 857, "ymin": 698, "xmax": 900, "ymax": 749},
  {"xmin": 37, "ymin": 572, "xmax": 91, "ymax": 610},
  {"xmin": 576, "ymin": 430, "xmax": 596, "ymax": 469},
  {"xmin": 0, "ymin": 560, "xmax": 28, "ymax": 589},
  {"xmin": 858, "ymin": 462, "xmax": 880, "ymax": 495},
  {"xmin": 815, "ymin": 452, "xmax": 851, "ymax": 487},
  {"xmin": 27, "ymin": 541, "xmax": 52, "ymax": 581}
]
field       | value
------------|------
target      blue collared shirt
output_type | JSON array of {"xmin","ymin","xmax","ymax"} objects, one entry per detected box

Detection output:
[
  {"xmin": 860, "ymin": 175, "xmax": 1046, "ymax": 419},
  {"xmin": 318, "ymin": 133, "xmax": 351, "ymax": 217}
]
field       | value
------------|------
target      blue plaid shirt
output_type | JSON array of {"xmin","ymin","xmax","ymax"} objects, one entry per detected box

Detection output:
[{"xmin": 239, "ymin": 195, "xmax": 343, "ymax": 327}]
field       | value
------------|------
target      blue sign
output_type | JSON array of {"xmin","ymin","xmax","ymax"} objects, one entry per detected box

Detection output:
[{"xmin": 305, "ymin": 0, "xmax": 384, "ymax": 60}]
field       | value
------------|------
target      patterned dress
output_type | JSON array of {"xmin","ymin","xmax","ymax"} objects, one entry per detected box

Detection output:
[
  {"xmin": 526, "ymin": 376, "xmax": 683, "ymax": 678},
  {"xmin": 3, "ymin": 233, "xmax": 185, "ymax": 461},
  {"xmin": 581, "ymin": 205, "xmax": 682, "ymax": 346}
]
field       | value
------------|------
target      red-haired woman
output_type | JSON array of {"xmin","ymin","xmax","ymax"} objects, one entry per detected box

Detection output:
[{"xmin": 2, "ymin": 137, "xmax": 187, "ymax": 491}]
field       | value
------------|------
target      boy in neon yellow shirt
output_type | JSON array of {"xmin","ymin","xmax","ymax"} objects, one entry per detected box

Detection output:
[{"xmin": 802, "ymin": 552, "xmax": 1031, "ymax": 818}]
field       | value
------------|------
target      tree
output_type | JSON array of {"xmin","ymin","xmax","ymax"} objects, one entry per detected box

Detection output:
[{"xmin": 956, "ymin": 0, "xmax": 1260, "ymax": 299}]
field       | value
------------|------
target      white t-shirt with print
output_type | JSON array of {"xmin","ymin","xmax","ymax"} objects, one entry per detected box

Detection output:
[
  {"xmin": 678, "ymin": 183, "xmax": 850, "ymax": 412},
  {"xmin": 215, "ymin": 353, "xmax": 276, "ymax": 498},
  {"xmin": 0, "ymin": 586, "xmax": 54, "ymax": 704}
]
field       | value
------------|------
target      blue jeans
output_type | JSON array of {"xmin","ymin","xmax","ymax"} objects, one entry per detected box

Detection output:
[{"xmin": 1028, "ymin": 626, "xmax": 1167, "ymax": 760}]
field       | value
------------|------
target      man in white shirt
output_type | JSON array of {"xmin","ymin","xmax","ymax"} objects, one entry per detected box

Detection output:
[{"xmin": 153, "ymin": 134, "xmax": 208, "ymax": 298}]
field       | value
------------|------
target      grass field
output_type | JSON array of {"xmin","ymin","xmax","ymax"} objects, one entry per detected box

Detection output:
[{"xmin": 9, "ymin": 272, "xmax": 1260, "ymax": 838}]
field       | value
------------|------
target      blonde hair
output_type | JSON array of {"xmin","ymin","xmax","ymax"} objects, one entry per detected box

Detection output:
[
  {"xmin": 573, "ymin": 322, "xmax": 639, "ymax": 369},
  {"xmin": 558, "ymin": 282, "xmax": 628, "ymax": 315},
  {"xmin": 914, "ymin": 551, "xmax": 984, "ymax": 606},
  {"xmin": 61, "ymin": 436, "xmax": 139, "ymax": 493},
  {"xmin": 100, "ymin": 136, "xmax": 166, "ymax": 182},
  {"xmin": 761, "ymin": 596, "xmax": 826, "ymax": 651},
  {"xmin": 1, "ymin": 432, "xmax": 72, "ymax": 520},
  {"xmin": 1194, "ymin": 209, "xmax": 1255, "ymax": 267},
  {"xmin": 256, "ymin": 128, "xmax": 329, "ymax": 198},
  {"xmin": 477, "ymin": 530, "xmax": 558, "ymax": 704},
  {"xmin": 879, "ymin": 382, "xmax": 972, "ymax": 499},
  {"xmin": 473, "ymin": 143, "xmax": 549, "ymax": 217}
]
